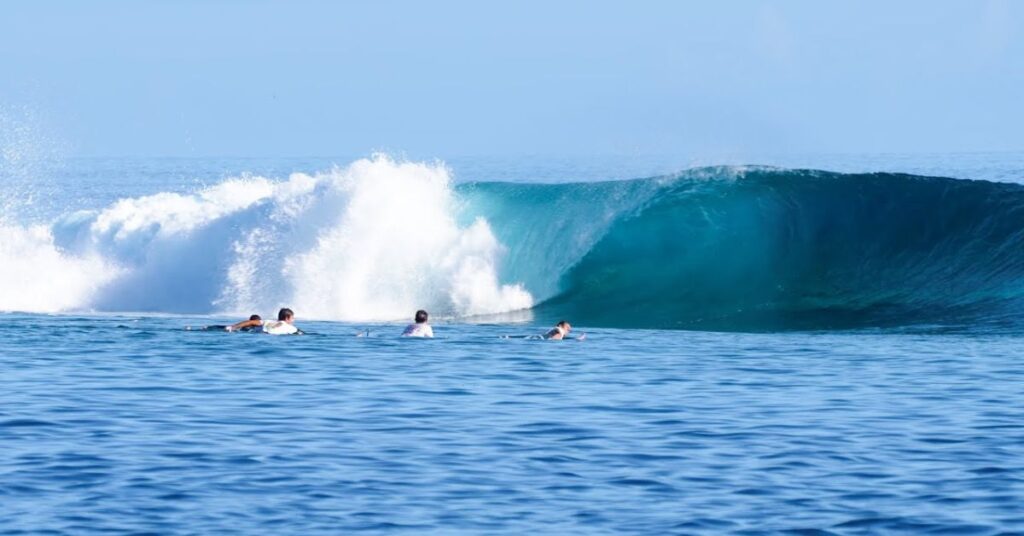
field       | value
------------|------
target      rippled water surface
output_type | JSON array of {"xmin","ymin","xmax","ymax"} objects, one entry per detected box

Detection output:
[{"xmin": 2, "ymin": 313, "xmax": 1023, "ymax": 534}]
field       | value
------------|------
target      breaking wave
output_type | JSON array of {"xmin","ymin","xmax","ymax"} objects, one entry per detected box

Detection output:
[
  {"xmin": 4, "ymin": 157, "xmax": 1024, "ymax": 330},
  {"xmin": 0, "ymin": 157, "xmax": 531, "ymax": 321}
]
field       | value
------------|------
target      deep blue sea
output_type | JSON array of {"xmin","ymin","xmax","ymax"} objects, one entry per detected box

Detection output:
[{"xmin": 2, "ymin": 154, "xmax": 1024, "ymax": 534}]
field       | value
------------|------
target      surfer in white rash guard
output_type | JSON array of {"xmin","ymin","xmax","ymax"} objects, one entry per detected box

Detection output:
[
  {"xmin": 401, "ymin": 310, "xmax": 434, "ymax": 338},
  {"xmin": 262, "ymin": 308, "xmax": 303, "ymax": 335},
  {"xmin": 544, "ymin": 320, "xmax": 572, "ymax": 340}
]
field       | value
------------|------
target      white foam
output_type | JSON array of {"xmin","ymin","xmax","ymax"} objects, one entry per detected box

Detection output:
[
  {"xmin": 0, "ymin": 225, "xmax": 121, "ymax": 312},
  {"xmin": 1, "ymin": 155, "xmax": 533, "ymax": 319},
  {"xmin": 284, "ymin": 157, "xmax": 533, "ymax": 320},
  {"xmin": 90, "ymin": 176, "xmax": 277, "ymax": 239}
]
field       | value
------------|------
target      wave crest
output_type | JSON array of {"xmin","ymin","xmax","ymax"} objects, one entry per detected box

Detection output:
[{"xmin": 4, "ymin": 156, "xmax": 533, "ymax": 320}]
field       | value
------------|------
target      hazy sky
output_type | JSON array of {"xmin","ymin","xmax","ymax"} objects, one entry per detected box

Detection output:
[{"xmin": 1, "ymin": 0, "xmax": 1021, "ymax": 157}]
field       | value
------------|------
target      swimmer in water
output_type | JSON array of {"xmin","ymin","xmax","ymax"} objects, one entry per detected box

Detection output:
[
  {"xmin": 401, "ymin": 310, "xmax": 434, "ymax": 338},
  {"xmin": 262, "ymin": 308, "xmax": 303, "ymax": 335},
  {"xmin": 544, "ymin": 320, "xmax": 572, "ymax": 340},
  {"xmin": 497, "ymin": 321, "xmax": 584, "ymax": 341},
  {"xmin": 196, "ymin": 314, "xmax": 261, "ymax": 332},
  {"xmin": 226, "ymin": 314, "xmax": 263, "ymax": 332}
]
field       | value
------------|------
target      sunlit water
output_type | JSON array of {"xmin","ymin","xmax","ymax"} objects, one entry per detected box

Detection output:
[{"xmin": 2, "ymin": 313, "xmax": 1022, "ymax": 534}]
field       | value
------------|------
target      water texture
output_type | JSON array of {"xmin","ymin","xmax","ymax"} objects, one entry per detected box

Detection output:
[{"xmin": 1, "ymin": 314, "xmax": 1022, "ymax": 534}]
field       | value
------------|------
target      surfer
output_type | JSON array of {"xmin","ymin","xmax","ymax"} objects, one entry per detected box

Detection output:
[
  {"xmin": 401, "ymin": 310, "xmax": 434, "ymax": 338},
  {"xmin": 544, "ymin": 321, "xmax": 572, "ymax": 340},
  {"xmin": 262, "ymin": 308, "xmax": 303, "ymax": 335},
  {"xmin": 498, "ymin": 320, "xmax": 583, "ymax": 340},
  {"xmin": 196, "ymin": 314, "xmax": 262, "ymax": 332},
  {"xmin": 226, "ymin": 314, "xmax": 263, "ymax": 332}
]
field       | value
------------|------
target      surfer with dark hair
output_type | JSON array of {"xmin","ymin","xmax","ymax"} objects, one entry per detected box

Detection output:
[
  {"xmin": 262, "ymin": 308, "xmax": 302, "ymax": 335},
  {"xmin": 401, "ymin": 309, "xmax": 434, "ymax": 338},
  {"xmin": 544, "ymin": 320, "xmax": 572, "ymax": 340},
  {"xmin": 498, "ymin": 320, "xmax": 584, "ymax": 341},
  {"xmin": 227, "ymin": 314, "xmax": 263, "ymax": 332},
  {"xmin": 194, "ymin": 309, "xmax": 302, "ymax": 334},
  {"xmin": 195, "ymin": 314, "xmax": 262, "ymax": 332}
]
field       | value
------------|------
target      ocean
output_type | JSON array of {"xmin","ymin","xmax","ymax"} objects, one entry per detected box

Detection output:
[{"xmin": 2, "ymin": 154, "xmax": 1023, "ymax": 534}]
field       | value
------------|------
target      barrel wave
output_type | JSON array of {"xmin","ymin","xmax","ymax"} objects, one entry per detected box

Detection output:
[
  {"xmin": 2, "ymin": 157, "xmax": 1023, "ymax": 331},
  {"xmin": 464, "ymin": 167, "xmax": 1024, "ymax": 331}
]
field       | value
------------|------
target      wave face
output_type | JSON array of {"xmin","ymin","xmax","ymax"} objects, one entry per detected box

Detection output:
[
  {"xmin": 464, "ymin": 168, "xmax": 1024, "ymax": 330},
  {"xmin": 3, "ymin": 158, "xmax": 1024, "ymax": 331}
]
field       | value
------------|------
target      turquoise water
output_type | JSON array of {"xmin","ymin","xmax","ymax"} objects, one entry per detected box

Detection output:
[
  {"xmin": 2, "ymin": 155, "xmax": 1024, "ymax": 533},
  {"xmin": 463, "ymin": 169, "xmax": 1024, "ymax": 330}
]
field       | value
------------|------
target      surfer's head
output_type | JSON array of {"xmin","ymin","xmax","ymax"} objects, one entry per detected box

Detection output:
[
  {"xmin": 278, "ymin": 308, "xmax": 295, "ymax": 323},
  {"xmin": 415, "ymin": 310, "xmax": 429, "ymax": 324},
  {"xmin": 249, "ymin": 314, "xmax": 262, "ymax": 322},
  {"xmin": 556, "ymin": 320, "xmax": 571, "ymax": 333}
]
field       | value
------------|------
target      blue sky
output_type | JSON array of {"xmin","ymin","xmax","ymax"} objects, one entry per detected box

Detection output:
[{"xmin": 1, "ymin": 0, "xmax": 1021, "ymax": 157}]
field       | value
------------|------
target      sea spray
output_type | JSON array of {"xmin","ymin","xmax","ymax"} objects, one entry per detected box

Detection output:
[
  {"xmin": 8, "ymin": 156, "xmax": 532, "ymax": 319},
  {"xmin": 0, "ymin": 105, "xmax": 65, "ymax": 225},
  {"xmin": 0, "ymin": 109, "xmax": 116, "ymax": 312},
  {"xmin": 249, "ymin": 157, "xmax": 533, "ymax": 320},
  {"xmin": 0, "ymin": 224, "xmax": 121, "ymax": 312}
]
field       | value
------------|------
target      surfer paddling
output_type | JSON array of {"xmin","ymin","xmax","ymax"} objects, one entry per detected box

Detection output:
[
  {"xmin": 262, "ymin": 308, "xmax": 303, "ymax": 335},
  {"xmin": 197, "ymin": 314, "xmax": 262, "ymax": 332},
  {"xmin": 542, "ymin": 320, "xmax": 585, "ymax": 340},
  {"xmin": 544, "ymin": 320, "xmax": 572, "ymax": 340},
  {"xmin": 401, "ymin": 310, "xmax": 434, "ymax": 338},
  {"xmin": 197, "ymin": 308, "xmax": 302, "ymax": 334},
  {"xmin": 226, "ymin": 314, "xmax": 263, "ymax": 332}
]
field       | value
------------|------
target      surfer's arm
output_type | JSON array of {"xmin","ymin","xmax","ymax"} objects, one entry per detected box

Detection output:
[{"xmin": 228, "ymin": 319, "xmax": 262, "ymax": 332}]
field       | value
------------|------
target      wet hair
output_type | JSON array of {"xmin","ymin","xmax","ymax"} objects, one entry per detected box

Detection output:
[
  {"xmin": 249, "ymin": 314, "xmax": 262, "ymax": 321},
  {"xmin": 415, "ymin": 310, "xmax": 429, "ymax": 323},
  {"xmin": 556, "ymin": 320, "xmax": 570, "ymax": 329},
  {"xmin": 278, "ymin": 308, "xmax": 294, "ymax": 321}
]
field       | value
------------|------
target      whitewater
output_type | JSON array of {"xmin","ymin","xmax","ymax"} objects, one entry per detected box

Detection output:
[{"xmin": 1, "ymin": 156, "xmax": 533, "ymax": 321}]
